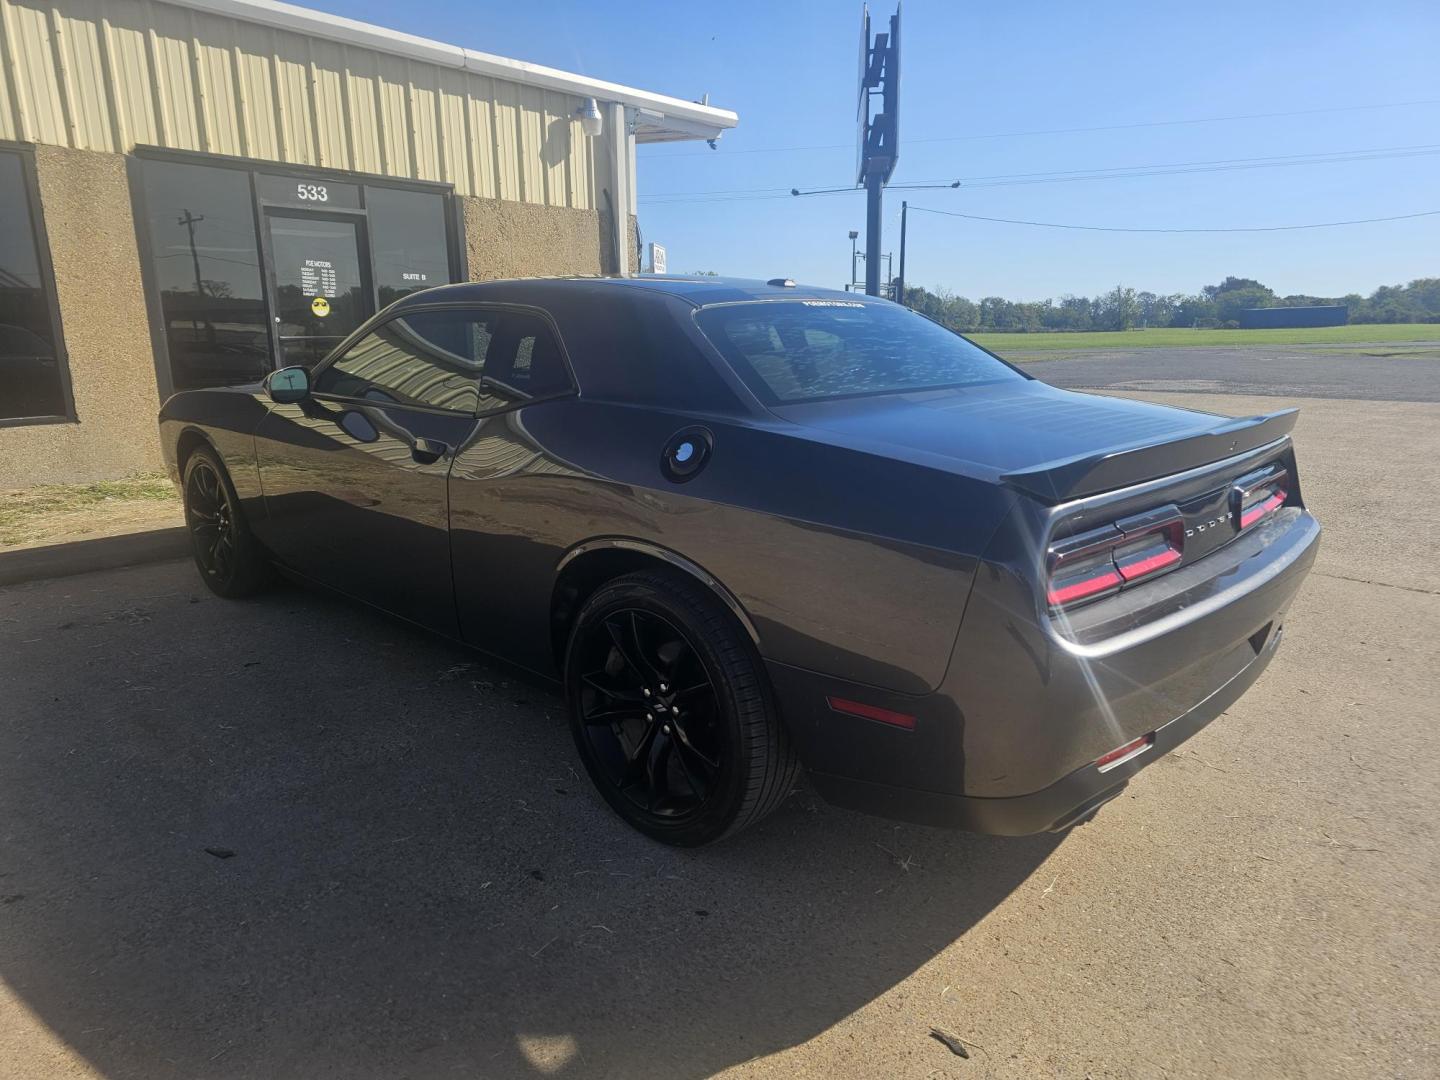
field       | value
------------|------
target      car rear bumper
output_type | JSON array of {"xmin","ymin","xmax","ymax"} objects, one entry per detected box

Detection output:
[
  {"xmin": 802, "ymin": 616, "xmax": 1281, "ymax": 833},
  {"xmin": 767, "ymin": 507, "xmax": 1319, "ymax": 834}
]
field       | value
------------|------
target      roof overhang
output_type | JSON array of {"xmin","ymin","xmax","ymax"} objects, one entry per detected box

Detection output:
[{"xmin": 174, "ymin": 0, "xmax": 739, "ymax": 143}]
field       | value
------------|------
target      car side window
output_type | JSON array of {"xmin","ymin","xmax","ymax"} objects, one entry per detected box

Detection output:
[
  {"xmin": 485, "ymin": 311, "xmax": 572, "ymax": 402},
  {"xmin": 314, "ymin": 309, "xmax": 497, "ymax": 413}
]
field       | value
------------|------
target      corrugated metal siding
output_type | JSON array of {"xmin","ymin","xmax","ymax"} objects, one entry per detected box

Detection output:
[{"xmin": 0, "ymin": 0, "xmax": 602, "ymax": 207}]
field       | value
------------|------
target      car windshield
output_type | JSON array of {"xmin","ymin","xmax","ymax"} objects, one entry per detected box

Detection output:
[{"xmin": 694, "ymin": 299, "xmax": 1023, "ymax": 404}]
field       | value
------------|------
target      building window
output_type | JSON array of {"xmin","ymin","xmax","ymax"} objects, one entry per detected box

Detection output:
[
  {"xmin": 366, "ymin": 186, "xmax": 452, "ymax": 307},
  {"xmin": 136, "ymin": 152, "xmax": 459, "ymax": 392},
  {"xmin": 0, "ymin": 149, "xmax": 72, "ymax": 424},
  {"xmin": 138, "ymin": 159, "xmax": 270, "ymax": 392}
]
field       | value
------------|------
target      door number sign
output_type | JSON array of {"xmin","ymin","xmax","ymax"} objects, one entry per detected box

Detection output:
[{"xmin": 297, "ymin": 183, "xmax": 328, "ymax": 202}]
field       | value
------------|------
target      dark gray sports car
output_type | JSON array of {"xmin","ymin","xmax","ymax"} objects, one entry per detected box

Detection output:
[{"xmin": 159, "ymin": 276, "xmax": 1320, "ymax": 846}]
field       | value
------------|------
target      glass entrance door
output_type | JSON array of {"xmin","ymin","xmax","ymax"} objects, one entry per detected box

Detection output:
[{"xmin": 265, "ymin": 212, "xmax": 371, "ymax": 367}]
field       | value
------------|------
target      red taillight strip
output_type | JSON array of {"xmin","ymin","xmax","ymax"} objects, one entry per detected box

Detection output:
[
  {"xmin": 1233, "ymin": 466, "xmax": 1290, "ymax": 531},
  {"xmin": 1115, "ymin": 545, "xmax": 1182, "ymax": 582},
  {"xmin": 826, "ymin": 696, "xmax": 917, "ymax": 731},
  {"xmin": 1240, "ymin": 489, "xmax": 1287, "ymax": 529},
  {"xmin": 1046, "ymin": 567, "xmax": 1122, "ymax": 607}
]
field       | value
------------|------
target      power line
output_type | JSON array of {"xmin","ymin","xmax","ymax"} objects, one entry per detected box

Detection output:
[
  {"xmin": 929, "ymin": 143, "xmax": 1440, "ymax": 185},
  {"xmin": 907, "ymin": 205, "xmax": 1440, "ymax": 233},
  {"xmin": 959, "ymin": 145, "xmax": 1440, "ymax": 191},
  {"xmin": 640, "ymin": 142, "xmax": 1440, "ymax": 197},
  {"xmin": 642, "ymin": 97, "xmax": 1440, "ymax": 158},
  {"xmin": 639, "ymin": 143, "xmax": 1440, "ymax": 204}
]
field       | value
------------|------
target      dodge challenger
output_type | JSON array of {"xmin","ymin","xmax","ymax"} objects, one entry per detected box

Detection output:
[{"xmin": 159, "ymin": 276, "xmax": 1320, "ymax": 846}]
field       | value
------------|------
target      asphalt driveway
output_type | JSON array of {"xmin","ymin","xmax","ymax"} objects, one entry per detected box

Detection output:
[
  {"xmin": 1, "ymin": 388, "xmax": 1436, "ymax": 1079},
  {"xmin": 1016, "ymin": 342, "xmax": 1440, "ymax": 402}
]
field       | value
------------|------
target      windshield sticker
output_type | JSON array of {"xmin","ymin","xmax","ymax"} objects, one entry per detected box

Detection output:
[{"xmin": 802, "ymin": 300, "xmax": 865, "ymax": 308}]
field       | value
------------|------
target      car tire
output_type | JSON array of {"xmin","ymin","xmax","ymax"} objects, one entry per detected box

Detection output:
[
  {"xmin": 564, "ymin": 569, "xmax": 798, "ymax": 846},
  {"xmin": 182, "ymin": 445, "xmax": 269, "ymax": 599}
]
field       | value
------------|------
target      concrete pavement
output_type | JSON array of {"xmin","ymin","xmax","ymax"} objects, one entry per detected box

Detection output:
[{"xmin": 0, "ymin": 388, "xmax": 1436, "ymax": 1079}]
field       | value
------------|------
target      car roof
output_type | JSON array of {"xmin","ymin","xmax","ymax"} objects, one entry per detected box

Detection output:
[{"xmin": 388, "ymin": 275, "xmax": 876, "ymax": 311}]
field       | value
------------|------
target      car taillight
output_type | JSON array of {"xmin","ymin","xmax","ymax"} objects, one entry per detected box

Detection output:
[
  {"xmin": 1047, "ymin": 505, "xmax": 1184, "ymax": 612},
  {"xmin": 1046, "ymin": 524, "xmax": 1124, "ymax": 608},
  {"xmin": 1232, "ymin": 466, "xmax": 1289, "ymax": 530}
]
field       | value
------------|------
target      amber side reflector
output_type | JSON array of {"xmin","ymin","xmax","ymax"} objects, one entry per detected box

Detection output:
[
  {"xmin": 1095, "ymin": 733, "xmax": 1155, "ymax": 773},
  {"xmin": 826, "ymin": 696, "xmax": 917, "ymax": 731}
]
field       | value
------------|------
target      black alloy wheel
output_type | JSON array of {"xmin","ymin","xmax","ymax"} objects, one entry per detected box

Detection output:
[
  {"xmin": 576, "ymin": 608, "xmax": 723, "ymax": 818},
  {"xmin": 565, "ymin": 570, "xmax": 798, "ymax": 846},
  {"xmin": 182, "ymin": 447, "xmax": 268, "ymax": 598}
]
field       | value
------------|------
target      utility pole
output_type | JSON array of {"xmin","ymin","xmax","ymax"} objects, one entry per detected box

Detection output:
[
  {"xmin": 177, "ymin": 209, "xmax": 206, "ymax": 298},
  {"xmin": 177, "ymin": 208, "xmax": 214, "ymax": 345},
  {"xmin": 895, "ymin": 200, "xmax": 907, "ymax": 306}
]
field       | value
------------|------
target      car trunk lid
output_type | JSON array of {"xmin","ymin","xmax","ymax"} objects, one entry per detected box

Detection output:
[{"xmin": 769, "ymin": 378, "xmax": 1292, "ymax": 500}]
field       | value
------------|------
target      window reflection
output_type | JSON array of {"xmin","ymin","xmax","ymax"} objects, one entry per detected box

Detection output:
[
  {"xmin": 140, "ymin": 160, "xmax": 269, "ymax": 391},
  {"xmin": 266, "ymin": 215, "xmax": 369, "ymax": 368},
  {"xmin": 315, "ymin": 310, "xmax": 497, "ymax": 413},
  {"xmin": 0, "ymin": 152, "xmax": 67, "ymax": 420},
  {"xmin": 493, "ymin": 312, "xmax": 571, "ymax": 399}
]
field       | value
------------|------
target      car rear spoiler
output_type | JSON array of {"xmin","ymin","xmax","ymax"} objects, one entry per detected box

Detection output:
[{"xmin": 1001, "ymin": 408, "xmax": 1298, "ymax": 503}]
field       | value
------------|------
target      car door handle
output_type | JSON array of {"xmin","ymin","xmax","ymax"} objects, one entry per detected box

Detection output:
[{"xmin": 411, "ymin": 437, "xmax": 449, "ymax": 465}]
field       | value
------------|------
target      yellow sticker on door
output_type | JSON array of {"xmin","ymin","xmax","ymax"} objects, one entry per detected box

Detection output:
[{"xmin": 311, "ymin": 296, "xmax": 331, "ymax": 317}]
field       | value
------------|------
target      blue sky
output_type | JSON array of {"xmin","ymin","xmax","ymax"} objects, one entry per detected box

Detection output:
[{"xmin": 313, "ymin": 0, "xmax": 1438, "ymax": 300}]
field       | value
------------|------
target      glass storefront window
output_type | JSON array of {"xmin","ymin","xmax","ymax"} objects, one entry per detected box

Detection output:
[
  {"xmin": 0, "ymin": 151, "xmax": 70, "ymax": 422},
  {"xmin": 139, "ymin": 159, "xmax": 270, "ymax": 391},
  {"xmin": 138, "ymin": 156, "xmax": 457, "ymax": 390},
  {"xmin": 366, "ymin": 186, "xmax": 451, "ymax": 307}
]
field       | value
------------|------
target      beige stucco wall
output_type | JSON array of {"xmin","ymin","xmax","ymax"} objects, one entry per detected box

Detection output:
[
  {"xmin": 461, "ymin": 195, "xmax": 611, "ymax": 280},
  {"xmin": 0, "ymin": 144, "xmax": 162, "ymax": 487},
  {"xmin": 461, "ymin": 195, "xmax": 641, "ymax": 280}
]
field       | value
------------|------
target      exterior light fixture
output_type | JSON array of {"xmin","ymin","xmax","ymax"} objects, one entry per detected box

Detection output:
[{"xmin": 576, "ymin": 98, "xmax": 603, "ymax": 137}]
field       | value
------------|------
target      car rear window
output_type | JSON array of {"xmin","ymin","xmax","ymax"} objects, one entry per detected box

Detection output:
[{"xmin": 694, "ymin": 300, "xmax": 1023, "ymax": 404}]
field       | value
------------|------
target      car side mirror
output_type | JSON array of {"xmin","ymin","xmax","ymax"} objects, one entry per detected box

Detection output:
[{"xmin": 265, "ymin": 366, "xmax": 311, "ymax": 404}]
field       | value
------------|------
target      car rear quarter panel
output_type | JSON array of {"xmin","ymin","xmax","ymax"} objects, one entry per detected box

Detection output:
[
  {"xmin": 448, "ymin": 397, "xmax": 1014, "ymax": 693},
  {"xmin": 947, "ymin": 439, "xmax": 1317, "ymax": 798},
  {"xmin": 158, "ymin": 389, "xmax": 269, "ymax": 510}
]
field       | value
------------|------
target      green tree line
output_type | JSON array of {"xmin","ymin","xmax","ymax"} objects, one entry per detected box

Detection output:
[{"xmin": 901, "ymin": 276, "xmax": 1440, "ymax": 332}]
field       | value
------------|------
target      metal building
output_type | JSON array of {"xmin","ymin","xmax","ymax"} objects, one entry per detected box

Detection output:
[
  {"xmin": 1238, "ymin": 306, "xmax": 1348, "ymax": 329},
  {"xmin": 0, "ymin": 0, "xmax": 736, "ymax": 484}
]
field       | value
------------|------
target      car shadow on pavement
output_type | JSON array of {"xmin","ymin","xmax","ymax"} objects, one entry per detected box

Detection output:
[{"xmin": 0, "ymin": 561, "xmax": 1062, "ymax": 1079}]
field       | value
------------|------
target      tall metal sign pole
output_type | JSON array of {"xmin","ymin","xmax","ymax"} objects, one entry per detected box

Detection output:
[{"xmin": 857, "ymin": 4, "xmax": 900, "ymax": 297}]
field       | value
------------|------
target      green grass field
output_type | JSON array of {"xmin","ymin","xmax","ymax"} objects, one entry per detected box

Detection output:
[{"xmin": 966, "ymin": 323, "xmax": 1440, "ymax": 352}]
